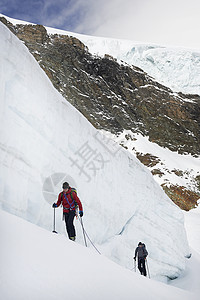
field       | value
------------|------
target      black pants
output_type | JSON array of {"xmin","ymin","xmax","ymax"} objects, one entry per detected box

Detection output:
[
  {"xmin": 63, "ymin": 210, "xmax": 76, "ymax": 239},
  {"xmin": 138, "ymin": 258, "xmax": 147, "ymax": 276}
]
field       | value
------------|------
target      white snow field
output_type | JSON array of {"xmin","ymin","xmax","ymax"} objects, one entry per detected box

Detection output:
[
  {"xmin": 1, "ymin": 14, "xmax": 200, "ymax": 95},
  {"xmin": 184, "ymin": 204, "xmax": 200, "ymax": 254},
  {"xmin": 0, "ymin": 208, "xmax": 199, "ymax": 300},
  {"xmin": 0, "ymin": 18, "xmax": 191, "ymax": 284},
  {"xmin": 169, "ymin": 204, "xmax": 200, "ymax": 295}
]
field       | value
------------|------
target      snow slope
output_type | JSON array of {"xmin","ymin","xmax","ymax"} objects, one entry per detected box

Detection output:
[
  {"xmin": 184, "ymin": 204, "xmax": 200, "ymax": 255},
  {"xmin": 1, "ymin": 13, "xmax": 200, "ymax": 95},
  {"xmin": 0, "ymin": 20, "xmax": 190, "ymax": 281},
  {"xmin": 170, "ymin": 203, "xmax": 200, "ymax": 293},
  {"xmin": 106, "ymin": 130, "xmax": 200, "ymax": 196},
  {"xmin": 0, "ymin": 208, "xmax": 198, "ymax": 300}
]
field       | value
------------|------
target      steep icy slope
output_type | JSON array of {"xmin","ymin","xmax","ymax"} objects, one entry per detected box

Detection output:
[
  {"xmin": 1, "ymin": 209, "xmax": 198, "ymax": 300},
  {"xmin": 0, "ymin": 21, "xmax": 190, "ymax": 280},
  {"xmin": 0, "ymin": 210, "xmax": 197, "ymax": 300}
]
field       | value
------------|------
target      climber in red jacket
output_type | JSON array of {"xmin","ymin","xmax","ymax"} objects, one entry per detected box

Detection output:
[{"xmin": 52, "ymin": 182, "xmax": 83, "ymax": 241}]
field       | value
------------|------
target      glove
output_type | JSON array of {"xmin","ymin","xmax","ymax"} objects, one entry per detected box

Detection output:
[
  {"xmin": 52, "ymin": 203, "xmax": 57, "ymax": 208},
  {"xmin": 79, "ymin": 211, "xmax": 83, "ymax": 217},
  {"xmin": 133, "ymin": 257, "xmax": 136, "ymax": 261}
]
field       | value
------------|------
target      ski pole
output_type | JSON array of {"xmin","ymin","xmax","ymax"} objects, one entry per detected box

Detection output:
[
  {"xmin": 145, "ymin": 259, "xmax": 150, "ymax": 278},
  {"xmin": 80, "ymin": 217, "xmax": 87, "ymax": 247},
  {"xmin": 131, "ymin": 258, "xmax": 137, "ymax": 271},
  {"xmin": 78, "ymin": 217, "xmax": 101, "ymax": 254},
  {"xmin": 52, "ymin": 207, "xmax": 58, "ymax": 233}
]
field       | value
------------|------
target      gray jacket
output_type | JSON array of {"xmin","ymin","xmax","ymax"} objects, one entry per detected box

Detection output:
[{"xmin": 135, "ymin": 245, "xmax": 148, "ymax": 259}]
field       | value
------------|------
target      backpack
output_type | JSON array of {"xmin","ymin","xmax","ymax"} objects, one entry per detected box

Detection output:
[
  {"xmin": 61, "ymin": 187, "xmax": 78, "ymax": 209},
  {"xmin": 142, "ymin": 243, "xmax": 148, "ymax": 257}
]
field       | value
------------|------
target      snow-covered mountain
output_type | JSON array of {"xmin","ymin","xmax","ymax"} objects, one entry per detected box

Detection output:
[
  {"xmin": 0, "ymin": 18, "xmax": 190, "ymax": 283},
  {"xmin": 1, "ymin": 14, "xmax": 199, "ymax": 212},
  {"xmin": 1, "ymin": 13, "xmax": 200, "ymax": 96},
  {"xmin": 0, "ymin": 208, "xmax": 199, "ymax": 300},
  {"xmin": 45, "ymin": 28, "xmax": 200, "ymax": 96}
]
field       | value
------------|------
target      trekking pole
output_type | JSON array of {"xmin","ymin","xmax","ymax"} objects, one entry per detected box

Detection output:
[
  {"xmin": 145, "ymin": 259, "xmax": 150, "ymax": 279},
  {"xmin": 80, "ymin": 217, "xmax": 87, "ymax": 247},
  {"xmin": 78, "ymin": 217, "xmax": 101, "ymax": 254},
  {"xmin": 131, "ymin": 251, "xmax": 138, "ymax": 272},
  {"xmin": 134, "ymin": 259, "xmax": 136, "ymax": 272},
  {"xmin": 52, "ymin": 207, "xmax": 58, "ymax": 234},
  {"xmin": 83, "ymin": 228, "xmax": 101, "ymax": 254},
  {"xmin": 131, "ymin": 259, "xmax": 136, "ymax": 271}
]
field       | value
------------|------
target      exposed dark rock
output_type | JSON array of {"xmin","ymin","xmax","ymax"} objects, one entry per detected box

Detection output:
[
  {"xmin": 162, "ymin": 184, "xmax": 199, "ymax": 211},
  {"xmin": 195, "ymin": 175, "xmax": 200, "ymax": 195},
  {"xmin": 171, "ymin": 169, "xmax": 184, "ymax": 177},
  {"xmin": 151, "ymin": 169, "xmax": 165, "ymax": 177},
  {"xmin": 136, "ymin": 153, "xmax": 161, "ymax": 167}
]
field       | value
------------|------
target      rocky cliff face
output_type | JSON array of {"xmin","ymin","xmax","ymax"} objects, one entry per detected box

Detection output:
[{"xmin": 1, "ymin": 16, "xmax": 200, "ymax": 210}]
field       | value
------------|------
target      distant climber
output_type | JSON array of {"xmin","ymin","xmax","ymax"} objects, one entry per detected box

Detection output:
[
  {"xmin": 52, "ymin": 182, "xmax": 83, "ymax": 241},
  {"xmin": 134, "ymin": 242, "xmax": 148, "ymax": 276}
]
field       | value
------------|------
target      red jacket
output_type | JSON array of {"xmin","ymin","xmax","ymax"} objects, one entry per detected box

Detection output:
[{"xmin": 56, "ymin": 188, "xmax": 83, "ymax": 213}]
